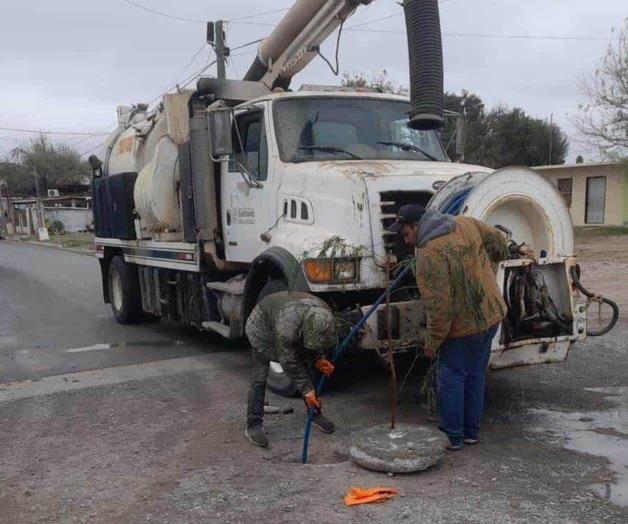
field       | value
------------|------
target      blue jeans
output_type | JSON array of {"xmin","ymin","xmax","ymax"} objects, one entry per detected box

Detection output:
[{"xmin": 437, "ymin": 324, "xmax": 499, "ymax": 446}]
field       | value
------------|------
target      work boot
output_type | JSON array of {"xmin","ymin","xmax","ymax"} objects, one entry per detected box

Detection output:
[
  {"xmin": 312, "ymin": 413, "xmax": 335, "ymax": 434},
  {"xmin": 246, "ymin": 384, "xmax": 266, "ymax": 429},
  {"xmin": 245, "ymin": 424, "xmax": 269, "ymax": 448}
]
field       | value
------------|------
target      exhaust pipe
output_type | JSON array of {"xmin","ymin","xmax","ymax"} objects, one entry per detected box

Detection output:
[{"xmin": 404, "ymin": 0, "xmax": 444, "ymax": 130}]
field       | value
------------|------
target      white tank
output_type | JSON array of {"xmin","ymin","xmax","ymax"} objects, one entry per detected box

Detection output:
[
  {"xmin": 133, "ymin": 135, "xmax": 181, "ymax": 234},
  {"xmin": 101, "ymin": 92, "xmax": 192, "ymax": 237},
  {"xmin": 428, "ymin": 166, "xmax": 574, "ymax": 257}
]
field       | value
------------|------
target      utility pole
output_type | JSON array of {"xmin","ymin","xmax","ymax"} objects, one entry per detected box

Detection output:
[
  {"xmin": 209, "ymin": 20, "xmax": 229, "ymax": 80},
  {"xmin": 548, "ymin": 113, "xmax": 553, "ymax": 165},
  {"xmin": 32, "ymin": 167, "xmax": 49, "ymax": 240}
]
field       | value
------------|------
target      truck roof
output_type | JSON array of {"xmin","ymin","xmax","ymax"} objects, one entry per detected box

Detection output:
[{"xmin": 238, "ymin": 89, "xmax": 411, "ymax": 107}]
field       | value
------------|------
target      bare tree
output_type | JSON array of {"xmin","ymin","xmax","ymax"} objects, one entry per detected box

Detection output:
[
  {"xmin": 574, "ymin": 19, "xmax": 628, "ymax": 160},
  {"xmin": 341, "ymin": 70, "xmax": 408, "ymax": 95}
]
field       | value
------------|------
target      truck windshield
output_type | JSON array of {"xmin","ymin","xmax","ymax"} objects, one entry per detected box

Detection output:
[{"xmin": 273, "ymin": 97, "xmax": 448, "ymax": 163}]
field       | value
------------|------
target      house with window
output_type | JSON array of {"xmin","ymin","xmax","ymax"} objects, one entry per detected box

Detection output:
[{"xmin": 534, "ymin": 162, "xmax": 628, "ymax": 227}]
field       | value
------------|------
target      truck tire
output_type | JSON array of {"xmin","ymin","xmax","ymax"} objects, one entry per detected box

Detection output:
[
  {"xmin": 256, "ymin": 278, "xmax": 300, "ymax": 398},
  {"xmin": 108, "ymin": 255, "xmax": 143, "ymax": 324}
]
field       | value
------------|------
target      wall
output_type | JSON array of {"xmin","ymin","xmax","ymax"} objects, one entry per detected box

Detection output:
[
  {"xmin": 535, "ymin": 164, "xmax": 627, "ymax": 227},
  {"xmin": 44, "ymin": 207, "xmax": 93, "ymax": 233}
]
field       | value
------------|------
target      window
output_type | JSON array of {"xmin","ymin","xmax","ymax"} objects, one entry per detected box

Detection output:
[
  {"xmin": 273, "ymin": 97, "xmax": 448, "ymax": 163},
  {"xmin": 229, "ymin": 111, "xmax": 268, "ymax": 181},
  {"xmin": 585, "ymin": 176, "xmax": 606, "ymax": 224},
  {"xmin": 557, "ymin": 178, "xmax": 573, "ymax": 207}
]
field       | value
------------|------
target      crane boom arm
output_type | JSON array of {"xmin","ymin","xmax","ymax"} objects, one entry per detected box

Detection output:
[{"xmin": 244, "ymin": 0, "xmax": 374, "ymax": 89}]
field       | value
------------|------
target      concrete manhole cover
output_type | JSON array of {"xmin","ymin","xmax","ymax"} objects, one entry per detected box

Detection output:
[{"xmin": 349, "ymin": 423, "xmax": 448, "ymax": 473}]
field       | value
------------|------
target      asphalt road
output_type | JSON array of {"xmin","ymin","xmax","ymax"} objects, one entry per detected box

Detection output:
[{"xmin": 1, "ymin": 241, "xmax": 627, "ymax": 523}]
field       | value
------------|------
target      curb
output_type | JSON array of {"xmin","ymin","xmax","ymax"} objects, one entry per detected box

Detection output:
[{"xmin": 3, "ymin": 238, "xmax": 95, "ymax": 258}]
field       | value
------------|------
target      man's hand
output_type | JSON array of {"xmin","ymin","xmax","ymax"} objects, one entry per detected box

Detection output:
[
  {"xmin": 314, "ymin": 358, "xmax": 334, "ymax": 377},
  {"xmin": 303, "ymin": 390, "xmax": 321, "ymax": 413},
  {"xmin": 518, "ymin": 243, "xmax": 536, "ymax": 260},
  {"xmin": 423, "ymin": 347, "xmax": 435, "ymax": 360}
]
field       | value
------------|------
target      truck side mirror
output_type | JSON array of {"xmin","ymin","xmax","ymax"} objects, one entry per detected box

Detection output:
[{"xmin": 207, "ymin": 106, "xmax": 233, "ymax": 159}]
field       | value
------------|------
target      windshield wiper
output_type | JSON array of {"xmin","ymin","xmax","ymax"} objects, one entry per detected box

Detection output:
[
  {"xmin": 376, "ymin": 141, "xmax": 438, "ymax": 161},
  {"xmin": 298, "ymin": 145, "xmax": 361, "ymax": 160}
]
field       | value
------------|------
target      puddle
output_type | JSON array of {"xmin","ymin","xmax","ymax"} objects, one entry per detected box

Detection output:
[
  {"xmin": 65, "ymin": 340, "xmax": 186, "ymax": 353},
  {"xmin": 529, "ymin": 386, "xmax": 628, "ymax": 508}
]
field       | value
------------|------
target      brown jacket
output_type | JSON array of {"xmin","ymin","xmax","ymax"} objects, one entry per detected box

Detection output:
[{"xmin": 414, "ymin": 214, "xmax": 509, "ymax": 353}]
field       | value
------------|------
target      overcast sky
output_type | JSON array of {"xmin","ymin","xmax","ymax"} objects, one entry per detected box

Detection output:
[{"xmin": 1, "ymin": 0, "xmax": 625, "ymax": 162}]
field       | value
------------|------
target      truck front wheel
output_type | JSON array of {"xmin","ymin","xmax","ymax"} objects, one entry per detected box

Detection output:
[{"xmin": 108, "ymin": 255, "xmax": 143, "ymax": 324}]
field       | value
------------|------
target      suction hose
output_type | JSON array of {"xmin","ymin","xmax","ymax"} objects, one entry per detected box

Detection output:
[
  {"xmin": 301, "ymin": 262, "xmax": 414, "ymax": 464},
  {"xmin": 570, "ymin": 265, "xmax": 619, "ymax": 337},
  {"xmin": 404, "ymin": 0, "xmax": 444, "ymax": 130}
]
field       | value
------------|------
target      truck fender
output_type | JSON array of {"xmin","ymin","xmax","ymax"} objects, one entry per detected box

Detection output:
[{"xmin": 242, "ymin": 247, "xmax": 309, "ymax": 321}]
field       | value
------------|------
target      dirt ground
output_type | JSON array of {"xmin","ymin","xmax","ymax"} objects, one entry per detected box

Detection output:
[
  {"xmin": 0, "ymin": 229, "xmax": 627, "ymax": 523},
  {"xmin": 575, "ymin": 229, "xmax": 628, "ymax": 321}
]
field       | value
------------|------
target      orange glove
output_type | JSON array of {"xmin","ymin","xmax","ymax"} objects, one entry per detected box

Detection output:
[
  {"xmin": 344, "ymin": 486, "xmax": 398, "ymax": 506},
  {"xmin": 314, "ymin": 358, "xmax": 334, "ymax": 377},
  {"xmin": 303, "ymin": 390, "xmax": 321, "ymax": 413}
]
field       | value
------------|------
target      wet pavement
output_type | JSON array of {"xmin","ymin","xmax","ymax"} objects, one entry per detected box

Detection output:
[{"xmin": 1, "ymin": 240, "xmax": 627, "ymax": 523}]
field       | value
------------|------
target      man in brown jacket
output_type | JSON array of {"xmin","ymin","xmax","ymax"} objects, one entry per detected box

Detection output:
[{"xmin": 390, "ymin": 204, "xmax": 511, "ymax": 449}]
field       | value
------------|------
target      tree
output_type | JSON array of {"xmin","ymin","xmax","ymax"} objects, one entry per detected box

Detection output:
[
  {"xmin": 341, "ymin": 70, "xmax": 408, "ymax": 95},
  {"xmin": 340, "ymin": 70, "xmax": 569, "ymax": 167},
  {"xmin": 442, "ymin": 90, "xmax": 487, "ymax": 164},
  {"xmin": 481, "ymin": 106, "xmax": 568, "ymax": 168},
  {"xmin": 0, "ymin": 161, "xmax": 33, "ymax": 196},
  {"xmin": 575, "ymin": 19, "xmax": 628, "ymax": 160},
  {"xmin": 7, "ymin": 135, "xmax": 88, "ymax": 196}
]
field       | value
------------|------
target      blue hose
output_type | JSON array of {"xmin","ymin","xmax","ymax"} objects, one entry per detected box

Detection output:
[
  {"xmin": 301, "ymin": 262, "xmax": 415, "ymax": 464},
  {"xmin": 440, "ymin": 186, "xmax": 473, "ymax": 216}
]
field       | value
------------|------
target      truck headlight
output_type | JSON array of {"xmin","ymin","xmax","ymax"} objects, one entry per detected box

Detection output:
[
  {"xmin": 303, "ymin": 258, "xmax": 358, "ymax": 284},
  {"xmin": 334, "ymin": 259, "xmax": 357, "ymax": 281}
]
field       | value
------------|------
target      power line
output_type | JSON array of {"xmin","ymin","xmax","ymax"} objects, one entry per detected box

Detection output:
[
  {"xmin": 346, "ymin": 13, "xmax": 401, "ymax": 30},
  {"xmin": 346, "ymin": 27, "xmax": 615, "ymax": 41},
  {"xmin": 120, "ymin": 1, "xmax": 289, "ymax": 25},
  {"xmin": 119, "ymin": 0, "xmax": 205, "ymax": 23},
  {"xmin": 80, "ymin": 140, "xmax": 109, "ymax": 157},
  {"xmin": 231, "ymin": 37, "xmax": 264, "ymax": 52},
  {"xmin": 69, "ymin": 123, "xmax": 118, "ymax": 147},
  {"xmin": 227, "ymin": 8, "xmax": 290, "ymax": 22},
  {"xmin": 0, "ymin": 126, "xmax": 110, "ymax": 136}
]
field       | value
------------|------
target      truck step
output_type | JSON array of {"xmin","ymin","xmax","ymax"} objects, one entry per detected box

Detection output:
[
  {"xmin": 202, "ymin": 321, "xmax": 232, "ymax": 337},
  {"xmin": 206, "ymin": 280, "xmax": 245, "ymax": 295}
]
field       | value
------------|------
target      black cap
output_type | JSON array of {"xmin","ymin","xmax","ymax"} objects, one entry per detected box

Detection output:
[{"xmin": 388, "ymin": 204, "xmax": 426, "ymax": 233}]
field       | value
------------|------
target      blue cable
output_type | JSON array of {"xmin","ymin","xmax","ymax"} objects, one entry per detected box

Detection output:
[{"xmin": 301, "ymin": 262, "xmax": 415, "ymax": 464}]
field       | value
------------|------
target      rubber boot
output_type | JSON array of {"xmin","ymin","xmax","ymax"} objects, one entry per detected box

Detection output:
[
  {"xmin": 312, "ymin": 412, "xmax": 335, "ymax": 434},
  {"xmin": 245, "ymin": 425, "xmax": 269, "ymax": 448},
  {"xmin": 246, "ymin": 384, "xmax": 269, "ymax": 447}
]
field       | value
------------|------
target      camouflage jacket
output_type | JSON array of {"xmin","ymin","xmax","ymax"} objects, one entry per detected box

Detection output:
[
  {"xmin": 415, "ymin": 215, "xmax": 509, "ymax": 354},
  {"xmin": 245, "ymin": 291, "xmax": 336, "ymax": 394}
]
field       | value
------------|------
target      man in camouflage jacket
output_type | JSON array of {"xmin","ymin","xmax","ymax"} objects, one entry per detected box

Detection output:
[{"xmin": 244, "ymin": 291, "xmax": 337, "ymax": 448}]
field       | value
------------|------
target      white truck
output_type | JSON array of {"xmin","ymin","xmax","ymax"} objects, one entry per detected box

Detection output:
[{"xmin": 91, "ymin": 0, "xmax": 614, "ymax": 394}]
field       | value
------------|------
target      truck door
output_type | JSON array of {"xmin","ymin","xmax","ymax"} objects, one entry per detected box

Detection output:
[{"xmin": 222, "ymin": 106, "xmax": 269, "ymax": 262}]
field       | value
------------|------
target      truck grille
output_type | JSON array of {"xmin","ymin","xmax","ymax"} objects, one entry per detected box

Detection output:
[{"xmin": 379, "ymin": 191, "xmax": 433, "ymax": 258}]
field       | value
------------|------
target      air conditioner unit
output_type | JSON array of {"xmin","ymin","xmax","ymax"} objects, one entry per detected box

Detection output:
[{"xmin": 47, "ymin": 189, "xmax": 60, "ymax": 197}]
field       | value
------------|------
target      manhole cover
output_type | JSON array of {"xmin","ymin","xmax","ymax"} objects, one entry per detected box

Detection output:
[{"xmin": 349, "ymin": 423, "xmax": 447, "ymax": 473}]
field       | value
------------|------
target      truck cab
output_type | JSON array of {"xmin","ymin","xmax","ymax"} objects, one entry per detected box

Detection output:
[{"xmin": 93, "ymin": 83, "xmax": 587, "ymax": 381}]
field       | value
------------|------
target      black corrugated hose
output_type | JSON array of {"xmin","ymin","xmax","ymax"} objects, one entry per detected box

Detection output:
[
  {"xmin": 404, "ymin": 0, "xmax": 444, "ymax": 130},
  {"xmin": 570, "ymin": 265, "xmax": 619, "ymax": 336}
]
